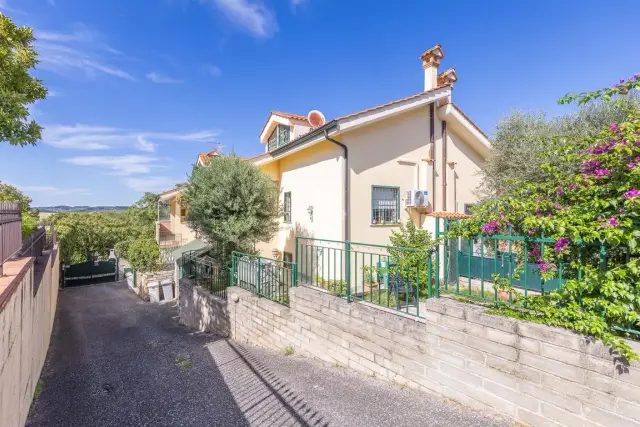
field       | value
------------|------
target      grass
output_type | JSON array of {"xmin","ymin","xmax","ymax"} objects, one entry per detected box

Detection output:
[
  {"xmin": 283, "ymin": 345, "xmax": 295, "ymax": 356},
  {"xmin": 28, "ymin": 380, "xmax": 45, "ymax": 418},
  {"xmin": 174, "ymin": 356, "xmax": 193, "ymax": 371}
]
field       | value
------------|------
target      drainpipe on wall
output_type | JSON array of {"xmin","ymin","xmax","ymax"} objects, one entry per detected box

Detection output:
[
  {"xmin": 324, "ymin": 130, "xmax": 349, "ymax": 242},
  {"xmin": 442, "ymin": 120, "xmax": 447, "ymax": 211},
  {"xmin": 429, "ymin": 104, "xmax": 436, "ymax": 211}
]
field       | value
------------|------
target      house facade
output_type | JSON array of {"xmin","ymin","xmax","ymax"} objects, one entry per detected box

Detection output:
[
  {"xmin": 156, "ymin": 45, "xmax": 490, "ymax": 262},
  {"xmin": 251, "ymin": 45, "xmax": 490, "ymax": 259}
]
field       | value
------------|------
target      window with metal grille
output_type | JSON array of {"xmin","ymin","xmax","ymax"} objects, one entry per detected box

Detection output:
[
  {"xmin": 371, "ymin": 186, "xmax": 400, "ymax": 224},
  {"xmin": 268, "ymin": 125, "xmax": 291, "ymax": 151},
  {"xmin": 283, "ymin": 192, "xmax": 291, "ymax": 223}
]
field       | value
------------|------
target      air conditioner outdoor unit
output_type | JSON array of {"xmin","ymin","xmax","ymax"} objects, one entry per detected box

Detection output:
[{"xmin": 406, "ymin": 189, "xmax": 428, "ymax": 208}]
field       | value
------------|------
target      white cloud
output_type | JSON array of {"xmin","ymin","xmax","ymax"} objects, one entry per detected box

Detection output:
[
  {"xmin": 16, "ymin": 185, "xmax": 91, "ymax": 196},
  {"xmin": 63, "ymin": 155, "xmax": 158, "ymax": 176},
  {"xmin": 136, "ymin": 136, "xmax": 156, "ymax": 152},
  {"xmin": 123, "ymin": 176, "xmax": 179, "ymax": 192},
  {"xmin": 35, "ymin": 25, "xmax": 134, "ymax": 81},
  {"xmin": 204, "ymin": 0, "xmax": 277, "ymax": 38},
  {"xmin": 42, "ymin": 124, "xmax": 219, "ymax": 150},
  {"xmin": 207, "ymin": 64, "xmax": 222, "ymax": 77},
  {"xmin": 146, "ymin": 72, "xmax": 184, "ymax": 84}
]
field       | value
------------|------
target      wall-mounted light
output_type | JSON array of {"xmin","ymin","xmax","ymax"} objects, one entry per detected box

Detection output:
[{"xmin": 307, "ymin": 205, "xmax": 314, "ymax": 222}]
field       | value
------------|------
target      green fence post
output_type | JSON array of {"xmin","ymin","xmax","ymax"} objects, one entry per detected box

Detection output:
[
  {"xmin": 435, "ymin": 218, "xmax": 440, "ymax": 298},
  {"xmin": 231, "ymin": 253, "xmax": 236, "ymax": 287},
  {"xmin": 345, "ymin": 240, "xmax": 351, "ymax": 303},
  {"xmin": 294, "ymin": 237, "xmax": 299, "ymax": 286},
  {"xmin": 133, "ymin": 269, "xmax": 137, "ymax": 288},
  {"xmin": 257, "ymin": 257, "xmax": 262, "ymax": 298}
]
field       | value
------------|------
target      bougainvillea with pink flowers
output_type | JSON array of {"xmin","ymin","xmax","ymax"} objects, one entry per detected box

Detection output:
[{"xmin": 450, "ymin": 75, "xmax": 640, "ymax": 359}]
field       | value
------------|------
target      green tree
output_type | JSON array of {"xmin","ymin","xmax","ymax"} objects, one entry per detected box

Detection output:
[
  {"xmin": 452, "ymin": 75, "xmax": 640, "ymax": 359},
  {"xmin": 183, "ymin": 156, "xmax": 280, "ymax": 259},
  {"xmin": 0, "ymin": 182, "xmax": 39, "ymax": 236},
  {"xmin": 125, "ymin": 192, "xmax": 160, "ymax": 238},
  {"xmin": 47, "ymin": 211, "xmax": 129, "ymax": 264},
  {"xmin": 478, "ymin": 94, "xmax": 640, "ymax": 199},
  {"xmin": 127, "ymin": 238, "xmax": 160, "ymax": 273},
  {"xmin": 0, "ymin": 13, "xmax": 48, "ymax": 146}
]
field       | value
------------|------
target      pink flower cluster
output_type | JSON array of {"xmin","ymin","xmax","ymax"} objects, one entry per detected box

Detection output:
[
  {"xmin": 537, "ymin": 260, "xmax": 557, "ymax": 274},
  {"xmin": 554, "ymin": 237, "xmax": 569, "ymax": 253},
  {"xmin": 598, "ymin": 216, "xmax": 619, "ymax": 228},
  {"xmin": 623, "ymin": 188, "xmax": 640, "ymax": 198}
]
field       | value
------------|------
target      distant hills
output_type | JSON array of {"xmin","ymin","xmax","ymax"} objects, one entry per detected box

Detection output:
[{"xmin": 35, "ymin": 205, "xmax": 129, "ymax": 213}]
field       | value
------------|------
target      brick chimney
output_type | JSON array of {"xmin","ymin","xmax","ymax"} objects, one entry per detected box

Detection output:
[{"xmin": 420, "ymin": 44, "xmax": 444, "ymax": 91}]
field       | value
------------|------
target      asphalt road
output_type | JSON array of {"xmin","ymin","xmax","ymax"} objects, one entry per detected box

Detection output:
[{"xmin": 28, "ymin": 281, "xmax": 514, "ymax": 427}]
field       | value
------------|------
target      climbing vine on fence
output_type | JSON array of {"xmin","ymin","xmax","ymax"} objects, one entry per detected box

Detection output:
[{"xmin": 450, "ymin": 75, "xmax": 640, "ymax": 360}]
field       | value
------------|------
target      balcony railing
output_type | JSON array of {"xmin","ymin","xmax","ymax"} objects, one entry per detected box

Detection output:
[{"xmin": 158, "ymin": 231, "xmax": 187, "ymax": 247}]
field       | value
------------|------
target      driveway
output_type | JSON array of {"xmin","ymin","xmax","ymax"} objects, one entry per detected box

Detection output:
[{"xmin": 29, "ymin": 281, "xmax": 514, "ymax": 427}]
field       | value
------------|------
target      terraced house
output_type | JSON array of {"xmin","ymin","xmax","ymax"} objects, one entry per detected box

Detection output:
[{"xmin": 157, "ymin": 45, "xmax": 490, "ymax": 261}]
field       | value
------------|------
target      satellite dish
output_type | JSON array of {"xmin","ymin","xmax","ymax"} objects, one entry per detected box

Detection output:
[{"xmin": 307, "ymin": 110, "xmax": 326, "ymax": 127}]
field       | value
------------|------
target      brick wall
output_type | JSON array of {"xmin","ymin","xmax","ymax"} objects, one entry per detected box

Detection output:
[{"xmin": 179, "ymin": 279, "xmax": 640, "ymax": 427}]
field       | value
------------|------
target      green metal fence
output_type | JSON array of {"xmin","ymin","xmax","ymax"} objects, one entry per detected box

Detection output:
[
  {"xmin": 232, "ymin": 251, "xmax": 294, "ymax": 306},
  {"xmin": 436, "ymin": 218, "xmax": 639, "ymax": 336},
  {"xmin": 181, "ymin": 250, "xmax": 230, "ymax": 299},
  {"xmin": 295, "ymin": 237, "xmax": 432, "ymax": 318}
]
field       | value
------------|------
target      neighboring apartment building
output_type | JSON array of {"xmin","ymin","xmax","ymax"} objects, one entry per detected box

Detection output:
[
  {"xmin": 251, "ymin": 45, "xmax": 490, "ymax": 259},
  {"xmin": 157, "ymin": 44, "xmax": 490, "ymax": 261},
  {"xmin": 155, "ymin": 149, "xmax": 220, "ymax": 247}
]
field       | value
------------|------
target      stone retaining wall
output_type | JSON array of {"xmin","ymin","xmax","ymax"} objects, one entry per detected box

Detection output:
[{"xmin": 179, "ymin": 278, "xmax": 640, "ymax": 427}]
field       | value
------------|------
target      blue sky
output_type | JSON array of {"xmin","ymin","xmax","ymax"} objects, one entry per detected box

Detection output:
[{"xmin": 1, "ymin": 0, "xmax": 638, "ymax": 207}]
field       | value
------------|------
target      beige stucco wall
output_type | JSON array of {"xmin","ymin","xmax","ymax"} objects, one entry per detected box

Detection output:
[
  {"xmin": 0, "ymin": 248, "xmax": 60, "ymax": 427},
  {"xmin": 446, "ymin": 128, "xmax": 484, "ymax": 213},
  {"xmin": 256, "ymin": 142, "xmax": 344, "ymax": 257},
  {"xmin": 169, "ymin": 197, "xmax": 197, "ymax": 244},
  {"xmin": 346, "ymin": 106, "xmax": 433, "ymax": 246},
  {"xmin": 256, "ymin": 103, "xmax": 486, "ymax": 255}
]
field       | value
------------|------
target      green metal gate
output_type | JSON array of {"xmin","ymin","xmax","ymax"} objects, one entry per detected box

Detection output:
[{"xmin": 63, "ymin": 258, "xmax": 118, "ymax": 287}]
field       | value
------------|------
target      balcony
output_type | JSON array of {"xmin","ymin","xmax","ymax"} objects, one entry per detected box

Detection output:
[{"xmin": 156, "ymin": 220, "xmax": 187, "ymax": 247}]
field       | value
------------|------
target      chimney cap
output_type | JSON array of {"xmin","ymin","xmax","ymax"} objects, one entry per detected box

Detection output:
[
  {"xmin": 420, "ymin": 44, "xmax": 444, "ymax": 63},
  {"xmin": 438, "ymin": 67, "xmax": 458, "ymax": 86}
]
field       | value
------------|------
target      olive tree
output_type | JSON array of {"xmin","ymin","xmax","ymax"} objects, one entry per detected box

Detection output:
[{"xmin": 182, "ymin": 155, "xmax": 281, "ymax": 259}]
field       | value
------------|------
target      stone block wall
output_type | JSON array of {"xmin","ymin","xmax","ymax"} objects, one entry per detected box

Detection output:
[
  {"xmin": 131, "ymin": 269, "xmax": 174, "ymax": 301},
  {"xmin": 179, "ymin": 278, "xmax": 640, "ymax": 427},
  {"xmin": 179, "ymin": 279, "xmax": 230, "ymax": 336}
]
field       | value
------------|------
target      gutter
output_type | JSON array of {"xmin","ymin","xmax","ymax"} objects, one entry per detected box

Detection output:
[
  {"xmin": 324, "ymin": 130, "xmax": 350, "ymax": 242},
  {"xmin": 270, "ymin": 120, "xmax": 338, "ymax": 156}
]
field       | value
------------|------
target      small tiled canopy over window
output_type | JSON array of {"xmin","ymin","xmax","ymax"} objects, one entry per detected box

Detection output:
[
  {"xmin": 283, "ymin": 191, "xmax": 292, "ymax": 223},
  {"xmin": 268, "ymin": 124, "xmax": 291, "ymax": 151},
  {"xmin": 371, "ymin": 186, "xmax": 400, "ymax": 224}
]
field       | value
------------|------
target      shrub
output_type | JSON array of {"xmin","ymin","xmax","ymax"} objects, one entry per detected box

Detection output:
[
  {"xmin": 128, "ymin": 238, "xmax": 160, "ymax": 273},
  {"xmin": 451, "ymin": 76, "xmax": 640, "ymax": 359}
]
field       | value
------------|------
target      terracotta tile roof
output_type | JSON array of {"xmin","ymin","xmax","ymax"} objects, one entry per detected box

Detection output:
[
  {"xmin": 271, "ymin": 111, "xmax": 309, "ymax": 122},
  {"xmin": 158, "ymin": 184, "xmax": 185, "ymax": 196},
  {"xmin": 420, "ymin": 44, "xmax": 443, "ymax": 61},
  {"xmin": 335, "ymin": 84, "xmax": 451, "ymax": 121},
  {"xmin": 426, "ymin": 211, "xmax": 471, "ymax": 219},
  {"xmin": 197, "ymin": 148, "xmax": 221, "ymax": 165},
  {"xmin": 259, "ymin": 111, "xmax": 309, "ymax": 138},
  {"xmin": 451, "ymin": 103, "xmax": 490, "ymax": 140}
]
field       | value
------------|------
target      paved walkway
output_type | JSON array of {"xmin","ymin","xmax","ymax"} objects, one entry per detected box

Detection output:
[{"xmin": 29, "ymin": 281, "xmax": 514, "ymax": 427}]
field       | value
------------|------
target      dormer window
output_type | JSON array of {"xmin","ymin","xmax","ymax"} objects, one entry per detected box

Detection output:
[{"xmin": 268, "ymin": 124, "xmax": 291, "ymax": 152}]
